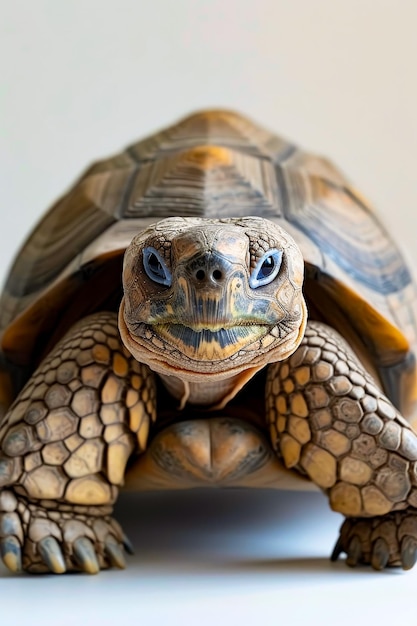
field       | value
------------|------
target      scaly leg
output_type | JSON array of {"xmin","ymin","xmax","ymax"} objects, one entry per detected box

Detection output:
[
  {"xmin": 266, "ymin": 321, "xmax": 417, "ymax": 570},
  {"xmin": 0, "ymin": 311, "xmax": 155, "ymax": 574}
]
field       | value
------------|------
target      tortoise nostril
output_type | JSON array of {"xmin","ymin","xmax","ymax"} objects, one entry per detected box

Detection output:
[
  {"xmin": 213, "ymin": 269, "xmax": 223, "ymax": 281},
  {"xmin": 193, "ymin": 268, "xmax": 224, "ymax": 284}
]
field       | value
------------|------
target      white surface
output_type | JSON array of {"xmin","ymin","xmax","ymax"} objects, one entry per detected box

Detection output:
[
  {"xmin": 1, "ymin": 489, "xmax": 416, "ymax": 626},
  {"xmin": 1, "ymin": 1, "xmax": 417, "ymax": 625}
]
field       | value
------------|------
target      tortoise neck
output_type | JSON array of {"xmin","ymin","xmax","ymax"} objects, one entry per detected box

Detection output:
[{"xmin": 159, "ymin": 366, "xmax": 264, "ymax": 410}]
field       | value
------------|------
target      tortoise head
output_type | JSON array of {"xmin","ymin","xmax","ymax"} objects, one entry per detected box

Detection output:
[{"xmin": 119, "ymin": 217, "xmax": 307, "ymax": 380}]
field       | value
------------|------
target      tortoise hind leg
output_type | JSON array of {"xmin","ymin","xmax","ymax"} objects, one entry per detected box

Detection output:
[
  {"xmin": 266, "ymin": 320, "xmax": 417, "ymax": 570},
  {"xmin": 0, "ymin": 311, "xmax": 155, "ymax": 573}
]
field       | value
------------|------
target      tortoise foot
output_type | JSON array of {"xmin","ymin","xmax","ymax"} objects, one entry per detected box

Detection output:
[
  {"xmin": 0, "ymin": 490, "xmax": 131, "ymax": 574},
  {"xmin": 331, "ymin": 509, "xmax": 417, "ymax": 570}
]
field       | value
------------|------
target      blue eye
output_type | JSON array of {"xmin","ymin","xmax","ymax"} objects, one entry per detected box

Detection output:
[
  {"xmin": 143, "ymin": 247, "xmax": 172, "ymax": 287},
  {"xmin": 249, "ymin": 249, "xmax": 282, "ymax": 288}
]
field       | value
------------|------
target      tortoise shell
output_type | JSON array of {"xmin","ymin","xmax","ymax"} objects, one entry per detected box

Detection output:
[{"xmin": 1, "ymin": 110, "xmax": 416, "ymax": 416}]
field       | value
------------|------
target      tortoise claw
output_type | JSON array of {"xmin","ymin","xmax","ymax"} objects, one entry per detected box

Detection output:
[
  {"xmin": 0, "ymin": 493, "xmax": 130, "ymax": 574},
  {"xmin": 73, "ymin": 537, "xmax": 99, "ymax": 575},
  {"xmin": 401, "ymin": 536, "xmax": 417, "ymax": 571},
  {"xmin": 0, "ymin": 536, "xmax": 22, "ymax": 572},
  {"xmin": 105, "ymin": 537, "xmax": 126, "ymax": 569},
  {"xmin": 330, "ymin": 536, "xmax": 344, "ymax": 562},
  {"xmin": 371, "ymin": 537, "xmax": 389, "ymax": 571},
  {"xmin": 122, "ymin": 533, "xmax": 134, "ymax": 556},
  {"xmin": 38, "ymin": 536, "xmax": 66, "ymax": 574},
  {"xmin": 346, "ymin": 535, "xmax": 362, "ymax": 568}
]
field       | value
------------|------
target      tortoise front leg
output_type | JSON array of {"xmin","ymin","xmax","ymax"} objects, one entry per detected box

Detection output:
[
  {"xmin": 0, "ymin": 311, "xmax": 155, "ymax": 574},
  {"xmin": 266, "ymin": 321, "xmax": 417, "ymax": 570}
]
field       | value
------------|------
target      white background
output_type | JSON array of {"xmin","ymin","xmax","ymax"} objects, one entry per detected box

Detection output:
[{"xmin": 1, "ymin": 1, "xmax": 417, "ymax": 624}]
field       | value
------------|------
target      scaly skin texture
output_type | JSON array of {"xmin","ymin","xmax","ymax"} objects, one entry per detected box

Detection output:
[
  {"xmin": 266, "ymin": 321, "xmax": 417, "ymax": 569},
  {"xmin": 2, "ymin": 312, "xmax": 417, "ymax": 572},
  {"xmin": 0, "ymin": 312, "xmax": 155, "ymax": 573}
]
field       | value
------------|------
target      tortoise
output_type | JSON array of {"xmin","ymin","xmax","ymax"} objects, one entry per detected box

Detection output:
[{"xmin": 1, "ymin": 110, "xmax": 417, "ymax": 575}]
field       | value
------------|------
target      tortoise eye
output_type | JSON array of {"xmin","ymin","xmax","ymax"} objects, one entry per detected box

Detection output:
[
  {"xmin": 143, "ymin": 247, "xmax": 172, "ymax": 287},
  {"xmin": 249, "ymin": 249, "xmax": 282, "ymax": 288}
]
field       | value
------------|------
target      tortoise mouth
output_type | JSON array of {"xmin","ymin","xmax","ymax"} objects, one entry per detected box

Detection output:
[
  {"xmin": 154, "ymin": 322, "xmax": 271, "ymax": 360},
  {"xmin": 119, "ymin": 297, "xmax": 308, "ymax": 380}
]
